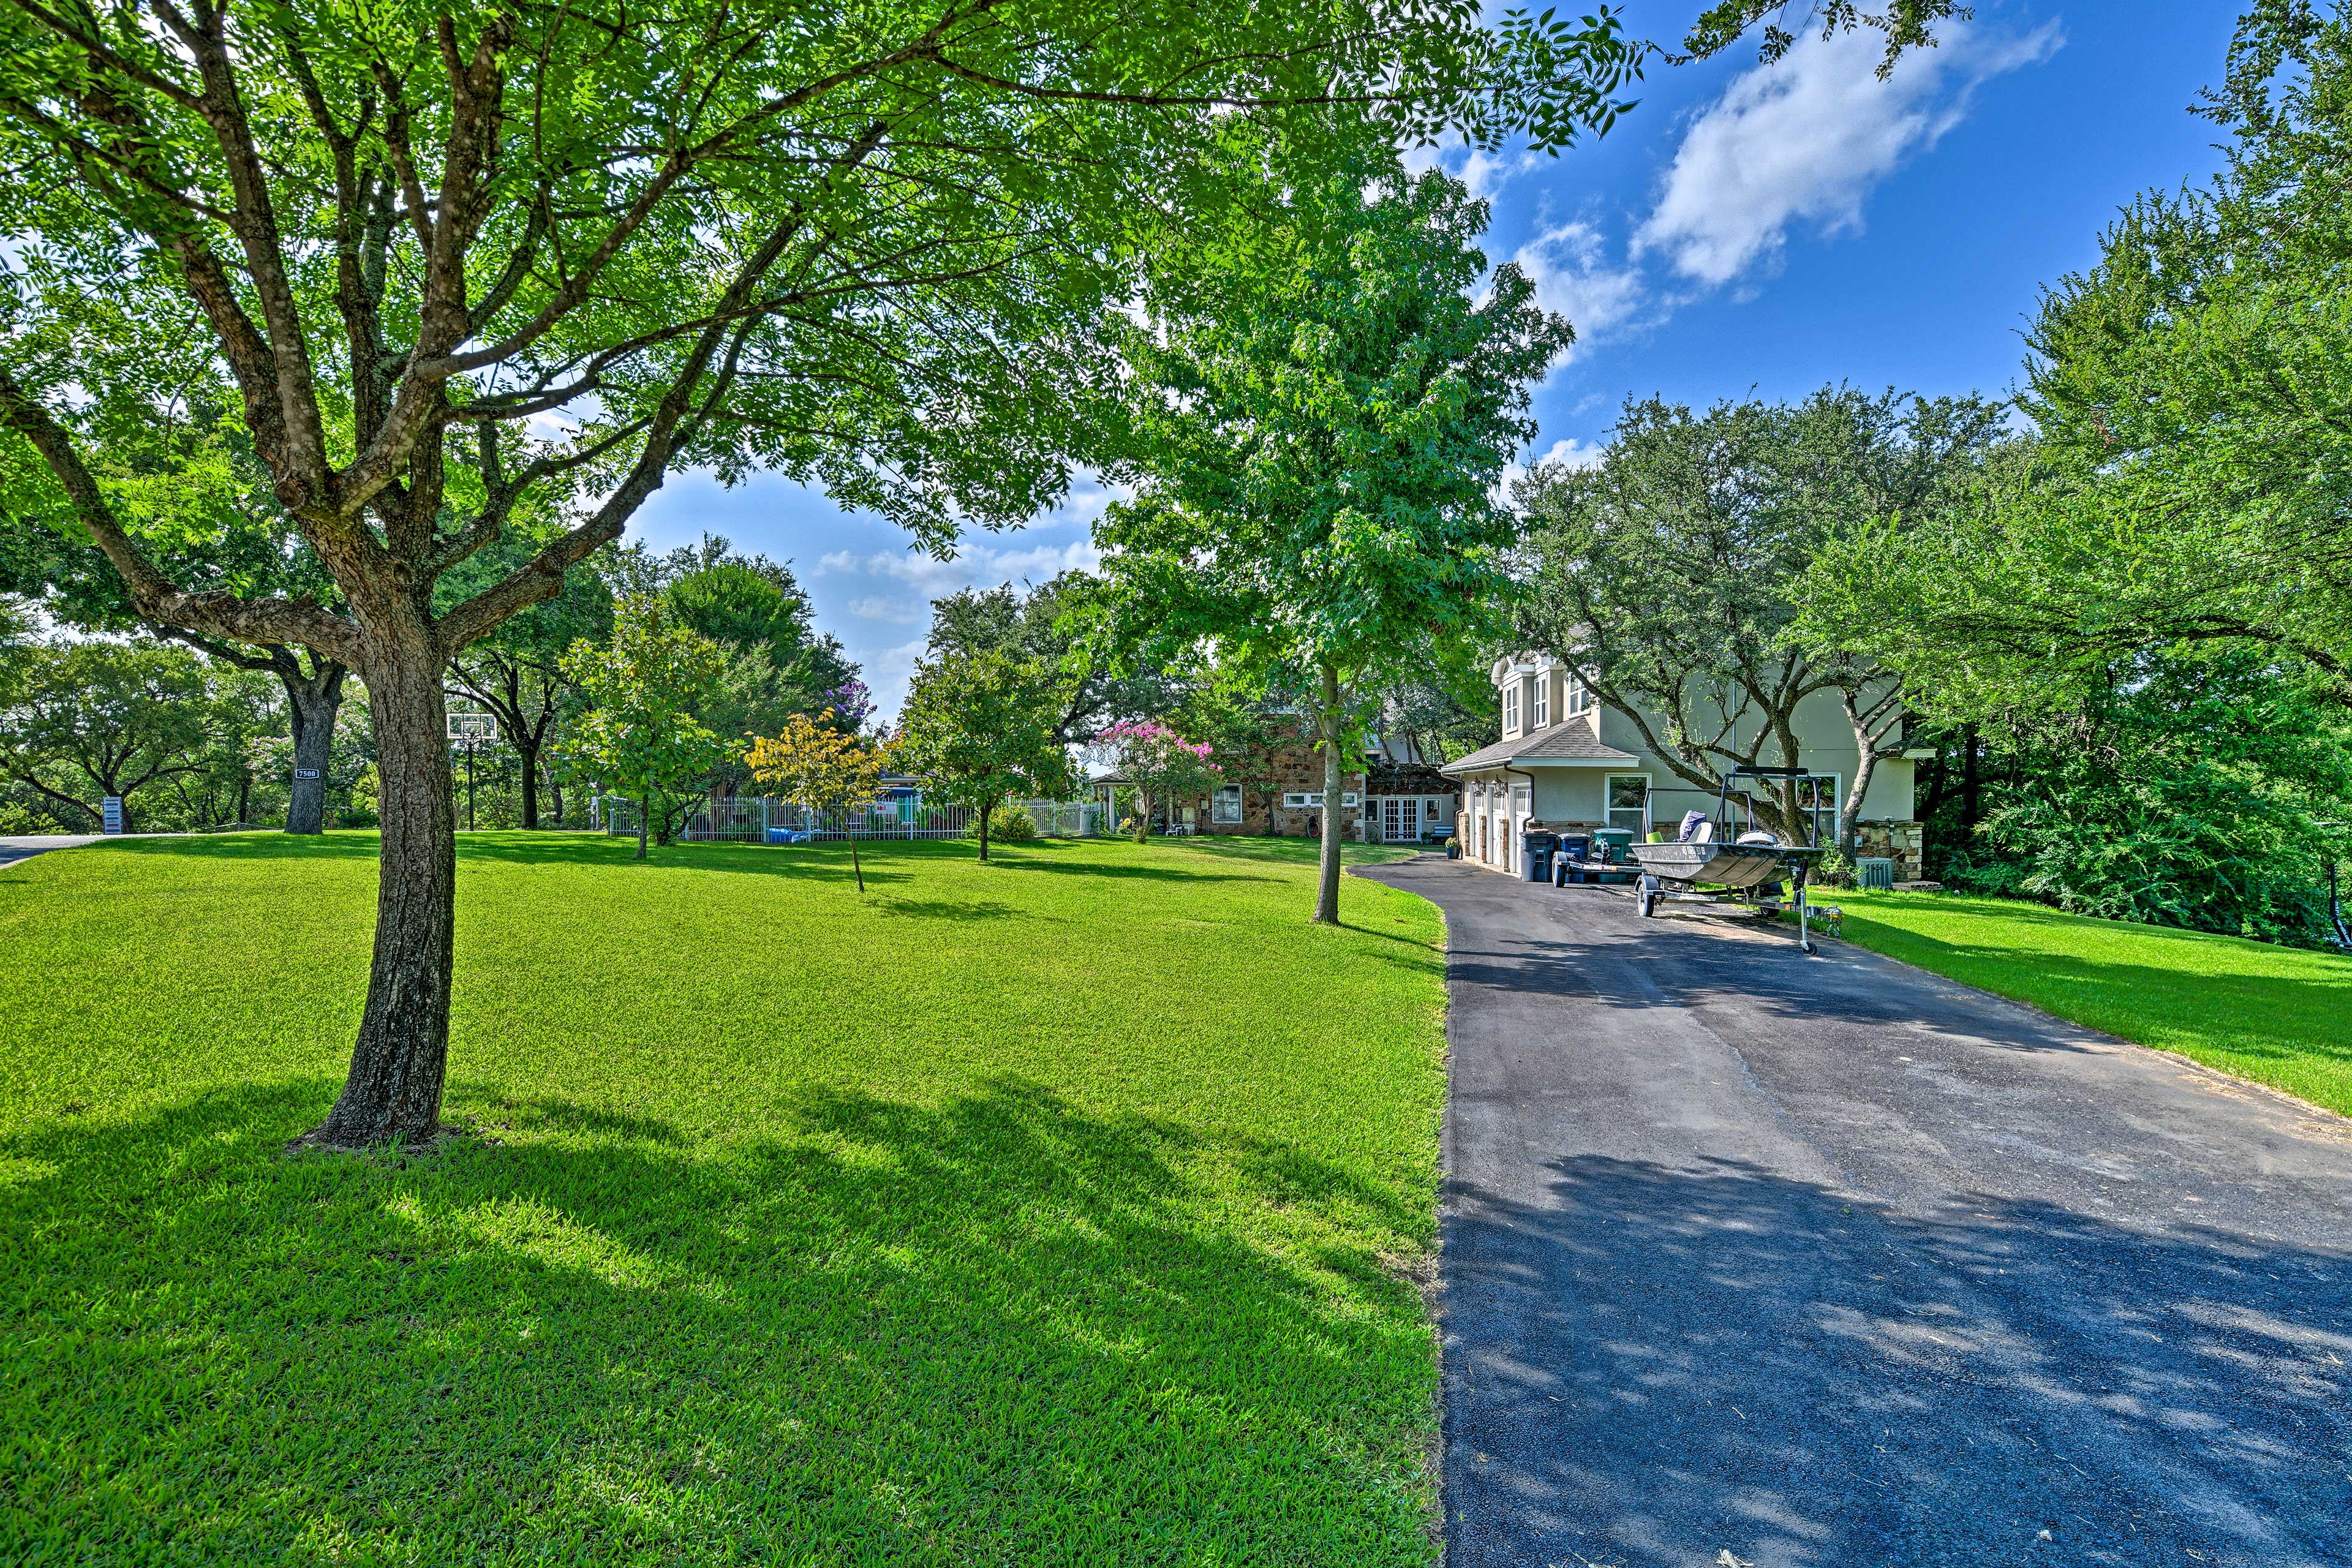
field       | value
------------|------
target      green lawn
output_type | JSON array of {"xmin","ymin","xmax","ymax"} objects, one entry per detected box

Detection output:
[
  {"xmin": 0, "ymin": 831, "xmax": 1449, "ymax": 1566},
  {"xmin": 1820, "ymin": 889, "xmax": 2352, "ymax": 1117}
]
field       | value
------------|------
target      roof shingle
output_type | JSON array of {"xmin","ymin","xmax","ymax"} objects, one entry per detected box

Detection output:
[{"xmin": 1439, "ymin": 720, "xmax": 1638, "ymax": 775}]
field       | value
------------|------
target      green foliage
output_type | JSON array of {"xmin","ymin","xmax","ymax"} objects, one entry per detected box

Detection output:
[
  {"xmin": 895, "ymin": 649, "xmax": 1077, "ymax": 858},
  {"xmin": 1787, "ymin": 10, "xmax": 2352, "ymax": 940},
  {"xmin": 1099, "ymin": 135, "xmax": 1570, "ymax": 712},
  {"xmin": 0, "ymin": 639, "xmax": 219, "ymax": 831},
  {"xmin": 1941, "ymin": 651, "xmax": 2352, "ymax": 943},
  {"xmin": 1797, "ymin": 6, "xmax": 2352, "ymax": 707},
  {"xmin": 1819, "ymin": 887, "xmax": 2352, "ymax": 1119},
  {"xmin": 1518, "ymin": 386, "xmax": 2007, "ymax": 846},
  {"xmin": 560, "ymin": 597, "xmax": 737, "ymax": 853},
  {"xmin": 0, "ymin": 831, "xmax": 1447, "ymax": 1562},
  {"xmin": 927, "ymin": 573, "xmax": 1175, "ymax": 744},
  {"xmin": 979, "ymin": 802, "xmax": 1039, "ymax": 843}
]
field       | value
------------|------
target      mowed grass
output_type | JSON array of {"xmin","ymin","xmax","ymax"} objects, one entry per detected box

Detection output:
[
  {"xmin": 1822, "ymin": 889, "xmax": 2352, "ymax": 1117},
  {"xmin": 0, "ymin": 831, "xmax": 1450, "ymax": 1566}
]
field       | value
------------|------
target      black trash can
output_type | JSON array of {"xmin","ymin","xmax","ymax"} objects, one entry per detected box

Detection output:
[{"xmin": 1521, "ymin": 829, "xmax": 1560, "ymax": 884}]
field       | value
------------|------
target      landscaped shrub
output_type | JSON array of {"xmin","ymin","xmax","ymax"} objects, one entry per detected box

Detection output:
[
  {"xmin": 1814, "ymin": 850, "xmax": 1858, "ymax": 891},
  {"xmin": 990, "ymin": 805, "xmax": 1039, "ymax": 843}
]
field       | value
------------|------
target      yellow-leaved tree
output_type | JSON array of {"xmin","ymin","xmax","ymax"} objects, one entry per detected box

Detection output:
[{"xmin": 747, "ymin": 712, "xmax": 895, "ymax": 892}]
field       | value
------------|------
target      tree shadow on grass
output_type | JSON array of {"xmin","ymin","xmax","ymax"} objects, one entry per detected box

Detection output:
[
  {"xmin": 1171, "ymin": 836, "xmax": 1421, "ymax": 870},
  {"xmin": 978, "ymin": 858, "xmax": 1261, "ymax": 884},
  {"xmin": 1440, "ymin": 1153, "xmax": 2352, "ymax": 1568},
  {"xmin": 4, "ymin": 1076, "xmax": 1441, "ymax": 1566}
]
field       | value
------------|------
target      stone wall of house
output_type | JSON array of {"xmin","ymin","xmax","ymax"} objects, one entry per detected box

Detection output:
[
  {"xmin": 1169, "ymin": 743, "xmax": 1366, "ymax": 836},
  {"xmin": 1853, "ymin": 820, "xmax": 1926, "ymax": 880}
]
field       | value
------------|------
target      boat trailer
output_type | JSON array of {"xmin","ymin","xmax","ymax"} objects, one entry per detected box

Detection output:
[{"xmin": 1623, "ymin": 766, "xmax": 1834, "ymax": 954}]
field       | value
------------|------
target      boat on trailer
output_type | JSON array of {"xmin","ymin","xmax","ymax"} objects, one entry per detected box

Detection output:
[{"xmin": 1626, "ymin": 766, "xmax": 1834, "ymax": 953}]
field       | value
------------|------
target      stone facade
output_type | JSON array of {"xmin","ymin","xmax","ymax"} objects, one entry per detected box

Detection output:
[
  {"xmin": 1852, "ymin": 820, "xmax": 1927, "ymax": 881},
  {"xmin": 1169, "ymin": 741, "xmax": 1368, "ymax": 837}
]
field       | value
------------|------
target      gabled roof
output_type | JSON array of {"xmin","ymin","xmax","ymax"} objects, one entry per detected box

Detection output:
[{"xmin": 1439, "ymin": 720, "xmax": 1638, "ymax": 775}]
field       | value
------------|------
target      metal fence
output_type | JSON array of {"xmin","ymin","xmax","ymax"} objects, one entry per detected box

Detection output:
[{"xmin": 601, "ymin": 794, "xmax": 1104, "ymax": 842}]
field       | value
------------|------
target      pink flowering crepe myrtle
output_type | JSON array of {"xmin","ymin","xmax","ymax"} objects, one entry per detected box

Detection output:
[{"xmin": 1098, "ymin": 720, "xmax": 1221, "ymax": 839}]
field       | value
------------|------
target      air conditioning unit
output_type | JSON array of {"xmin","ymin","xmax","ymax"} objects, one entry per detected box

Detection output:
[{"xmin": 1857, "ymin": 857, "xmax": 1896, "ymax": 891}]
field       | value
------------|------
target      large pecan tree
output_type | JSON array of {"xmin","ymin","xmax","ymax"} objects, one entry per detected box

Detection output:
[{"xmin": 0, "ymin": 0, "xmax": 1652, "ymax": 1145}]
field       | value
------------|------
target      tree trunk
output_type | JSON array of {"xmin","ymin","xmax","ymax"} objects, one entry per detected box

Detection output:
[
  {"xmin": 514, "ymin": 735, "xmax": 541, "ymax": 829},
  {"xmin": 307, "ymin": 635, "xmax": 454, "ymax": 1147},
  {"xmin": 281, "ymin": 657, "xmax": 347, "ymax": 835},
  {"xmin": 548, "ymin": 768, "xmax": 565, "ymax": 827},
  {"xmin": 1314, "ymin": 662, "xmax": 1343, "ymax": 927},
  {"xmin": 637, "ymin": 794, "xmax": 650, "ymax": 859},
  {"xmin": 977, "ymin": 802, "xmax": 993, "ymax": 862},
  {"xmin": 849, "ymin": 833, "xmax": 865, "ymax": 892},
  {"xmin": 1839, "ymin": 749, "xmax": 1876, "ymax": 859}
]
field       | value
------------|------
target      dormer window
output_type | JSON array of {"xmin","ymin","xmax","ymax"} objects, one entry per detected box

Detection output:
[
  {"xmin": 1567, "ymin": 673, "xmax": 1594, "ymax": 716},
  {"xmin": 1533, "ymin": 677, "xmax": 1550, "ymax": 729},
  {"xmin": 1502, "ymin": 682, "xmax": 1520, "ymax": 736}
]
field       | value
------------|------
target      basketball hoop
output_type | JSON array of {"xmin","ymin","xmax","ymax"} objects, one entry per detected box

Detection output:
[{"xmin": 448, "ymin": 712, "xmax": 499, "ymax": 744}]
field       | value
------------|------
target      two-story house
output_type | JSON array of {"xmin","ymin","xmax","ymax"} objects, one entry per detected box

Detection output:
[{"xmin": 1441, "ymin": 652, "xmax": 1926, "ymax": 878}]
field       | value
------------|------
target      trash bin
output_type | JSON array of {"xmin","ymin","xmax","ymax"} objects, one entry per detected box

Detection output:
[
  {"xmin": 1591, "ymin": 827, "xmax": 1634, "ymax": 883},
  {"xmin": 1521, "ymin": 829, "xmax": 1559, "ymax": 883},
  {"xmin": 1552, "ymin": 832, "xmax": 1591, "ymax": 884}
]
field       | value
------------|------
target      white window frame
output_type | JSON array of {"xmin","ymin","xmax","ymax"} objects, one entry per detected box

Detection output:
[
  {"xmin": 1502, "ymin": 682, "xmax": 1520, "ymax": 734},
  {"xmin": 1533, "ymin": 678, "xmax": 1550, "ymax": 729},
  {"xmin": 1605, "ymin": 772, "xmax": 1652, "ymax": 836},
  {"xmin": 1281, "ymin": 791, "xmax": 1361, "ymax": 809},
  {"xmin": 1212, "ymin": 785, "xmax": 1243, "ymax": 823},
  {"xmin": 1567, "ymin": 674, "xmax": 1594, "ymax": 717},
  {"xmin": 1511, "ymin": 783, "xmax": 1531, "ymax": 816}
]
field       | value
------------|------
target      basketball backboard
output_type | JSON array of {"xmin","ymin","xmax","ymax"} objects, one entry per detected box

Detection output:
[{"xmin": 448, "ymin": 712, "xmax": 499, "ymax": 742}]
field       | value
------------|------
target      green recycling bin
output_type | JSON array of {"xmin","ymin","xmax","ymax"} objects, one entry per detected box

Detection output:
[{"xmin": 1591, "ymin": 827, "xmax": 1634, "ymax": 883}]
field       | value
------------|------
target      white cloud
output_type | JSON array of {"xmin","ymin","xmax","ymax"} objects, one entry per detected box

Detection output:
[
  {"xmin": 843, "ymin": 595, "xmax": 925, "ymax": 625},
  {"xmin": 1510, "ymin": 220, "xmax": 1649, "ymax": 362},
  {"xmin": 819, "ymin": 535, "xmax": 1101, "ymax": 597},
  {"xmin": 1636, "ymin": 20, "xmax": 2062, "ymax": 287},
  {"xmin": 1496, "ymin": 436, "xmax": 1610, "ymax": 506}
]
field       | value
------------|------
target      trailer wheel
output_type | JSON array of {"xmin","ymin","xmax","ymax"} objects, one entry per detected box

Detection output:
[{"xmin": 1637, "ymin": 877, "xmax": 1658, "ymax": 918}]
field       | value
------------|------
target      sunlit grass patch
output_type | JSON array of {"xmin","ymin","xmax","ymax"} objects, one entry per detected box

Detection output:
[
  {"xmin": 0, "ymin": 831, "xmax": 1447, "ymax": 1564},
  {"xmin": 1825, "ymin": 888, "xmax": 2352, "ymax": 1117}
]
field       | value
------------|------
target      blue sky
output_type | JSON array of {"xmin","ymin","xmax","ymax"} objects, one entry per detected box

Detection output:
[{"xmin": 630, "ymin": 1, "xmax": 2241, "ymax": 717}]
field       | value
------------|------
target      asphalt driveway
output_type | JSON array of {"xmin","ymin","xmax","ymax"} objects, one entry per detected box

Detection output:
[
  {"xmin": 0, "ymin": 834, "xmax": 108, "ymax": 869},
  {"xmin": 1357, "ymin": 854, "xmax": 2352, "ymax": 1568}
]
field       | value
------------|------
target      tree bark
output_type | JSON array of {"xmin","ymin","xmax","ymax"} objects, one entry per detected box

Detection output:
[
  {"xmin": 282, "ymin": 657, "xmax": 346, "ymax": 834},
  {"xmin": 514, "ymin": 734, "xmax": 541, "ymax": 828},
  {"xmin": 1314, "ymin": 662, "xmax": 1343, "ymax": 926},
  {"xmin": 977, "ymin": 801, "xmax": 993, "ymax": 862},
  {"xmin": 308, "ymin": 632, "xmax": 454, "ymax": 1147},
  {"xmin": 547, "ymin": 768, "xmax": 565, "ymax": 827},
  {"xmin": 637, "ymin": 794, "xmax": 650, "ymax": 859}
]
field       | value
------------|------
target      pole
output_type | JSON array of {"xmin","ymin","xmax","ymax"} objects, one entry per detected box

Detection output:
[{"xmin": 465, "ymin": 739, "xmax": 477, "ymax": 832}]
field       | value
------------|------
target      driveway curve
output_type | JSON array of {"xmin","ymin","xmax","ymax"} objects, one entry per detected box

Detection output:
[{"xmin": 1357, "ymin": 854, "xmax": 2351, "ymax": 1568}]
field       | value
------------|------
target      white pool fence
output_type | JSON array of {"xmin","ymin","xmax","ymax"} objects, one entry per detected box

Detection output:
[{"xmin": 597, "ymin": 794, "xmax": 1107, "ymax": 843}]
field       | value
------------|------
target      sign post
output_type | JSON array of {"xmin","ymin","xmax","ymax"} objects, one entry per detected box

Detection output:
[{"xmin": 101, "ymin": 796, "xmax": 124, "ymax": 834}]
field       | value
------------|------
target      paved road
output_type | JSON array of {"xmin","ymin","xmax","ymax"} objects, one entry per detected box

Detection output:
[
  {"xmin": 0, "ymin": 834, "xmax": 107, "ymax": 869},
  {"xmin": 1359, "ymin": 854, "xmax": 2352, "ymax": 1568}
]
